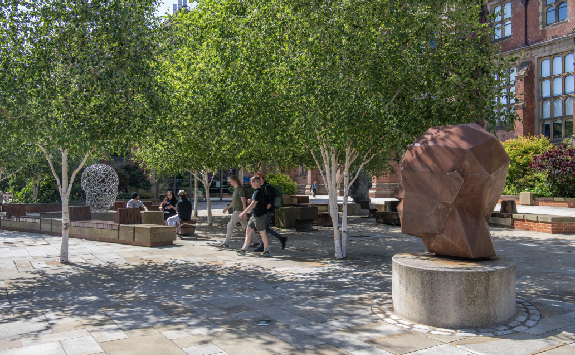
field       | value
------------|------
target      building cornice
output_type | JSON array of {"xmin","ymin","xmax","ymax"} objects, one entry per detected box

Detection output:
[{"xmin": 500, "ymin": 33, "xmax": 575, "ymax": 58}]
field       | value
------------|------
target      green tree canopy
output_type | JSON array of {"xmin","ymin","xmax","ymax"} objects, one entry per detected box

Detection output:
[{"xmin": 0, "ymin": 0, "xmax": 165, "ymax": 262}]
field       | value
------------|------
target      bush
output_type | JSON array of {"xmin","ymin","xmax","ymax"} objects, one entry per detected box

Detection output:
[
  {"xmin": 530, "ymin": 144, "xmax": 575, "ymax": 197},
  {"xmin": 501, "ymin": 136, "xmax": 552, "ymax": 195},
  {"xmin": 266, "ymin": 173, "xmax": 297, "ymax": 195}
]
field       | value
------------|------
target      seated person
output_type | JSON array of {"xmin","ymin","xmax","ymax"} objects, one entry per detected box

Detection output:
[
  {"xmin": 126, "ymin": 192, "xmax": 148, "ymax": 211},
  {"xmin": 167, "ymin": 190, "xmax": 193, "ymax": 230},
  {"xmin": 159, "ymin": 191, "xmax": 178, "ymax": 221}
]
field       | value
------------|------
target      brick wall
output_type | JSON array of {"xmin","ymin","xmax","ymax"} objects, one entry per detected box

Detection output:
[{"xmin": 514, "ymin": 219, "xmax": 575, "ymax": 233}]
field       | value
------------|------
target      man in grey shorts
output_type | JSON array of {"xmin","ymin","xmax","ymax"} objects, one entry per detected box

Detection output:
[{"xmin": 237, "ymin": 176, "xmax": 271, "ymax": 257}]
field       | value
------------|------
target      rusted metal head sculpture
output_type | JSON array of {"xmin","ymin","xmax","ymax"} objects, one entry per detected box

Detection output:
[{"xmin": 395, "ymin": 124, "xmax": 509, "ymax": 259}]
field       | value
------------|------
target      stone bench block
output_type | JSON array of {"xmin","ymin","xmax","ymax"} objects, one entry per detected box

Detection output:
[
  {"xmin": 523, "ymin": 214, "xmax": 538, "ymax": 222},
  {"xmin": 489, "ymin": 216, "xmax": 513, "ymax": 227},
  {"xmin": 93, "ymin": 227, "xmax": 120, "ymax": 240},
  {"xmin": 91, "ymin": 212, "xmax": 116, "ymax": 221},
  {"xmin": 338, "ymin": 203, "xmax": 360, "ymax": 216},
  {"xmin": 275, "ymin": 207, "xmax": 300, "ymax": 228},
  {"xmin": 5, "ymin": 220, "xmax": 41, "ymax": 231},
  {"xmin": 534, "ymin": 215, "xmax": 575, "ymax": 223},
  {"xmin": 519, "ymin": 192, "xmax": 533, "ymax": 205},
  {"xmin": 41, "ymin": 219, "xmax": 52, "ymax": 232},
  {"xmin": 134, "ymin": 225, "xmax": 177, "ymax": 244},
  {"xmin": 141, "ymin": 211, "xmax": 164, "ymax": 225},
  {"xmin": 52, "ymin": 219, "xmax": 62, "ymax": 233},
  {"xmin": 119, "ymin": 225, "xmax": 135, "ymax": 242},
  {"xmin": 282, "ymin": 198, "xmax": 298, "ymax": 206}
]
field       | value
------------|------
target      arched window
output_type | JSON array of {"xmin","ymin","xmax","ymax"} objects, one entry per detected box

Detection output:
[
  {"xmin": 566, "ymin": 97, "xmax": 574, "ymax": 116},
  {"xmin": 566, "ymin": 54, "xmax": 574, "ymax": 73},
  {"xmin": 546, "ymin": 1, "xmax": 568, "ymax": 25},
  {"xmin": 492, "ymin": 2, "xmax": 512, "ymax": 40},
  {"xmin": 547, "ymin": 7, "xmax": 556, "ymax": 24},
  {"xmin": 542, "ymin": 80, "xmax": 551, "ymax": 98},
  {"xmin": 554, "ymin": 77, "xmax": 562, "ymax": 96},
  {"xmin": 542, "ymin": 59, "xmax": 550, "ymax": 77},
  {"xmin": 543, "ymin": 121, "xmax": 551, "ymax": 138},
  {"xmin": 558, "ymin": 3, "xmax": 568, "ymax": 21},
  {"xmin": 554, "ymin": 99, "xmax": 563, "ymax": 117},
  {"xmin": 543, "ymin": 101, "xmax": 551, "ymax": 119},
  {"xmin": 540, "ymin": 52, "xmax": 574, "ymax": 140},
  {"xmin": 553, "ymin": 57, "xmax": 562, "ymax": 75},
  {"xmin": 554, "ymin": 120, "xmax": 563, "ymax": 139}
]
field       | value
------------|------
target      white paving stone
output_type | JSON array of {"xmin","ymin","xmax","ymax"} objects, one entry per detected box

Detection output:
[
  {"xmin": 182, "ymin": 343, "xmax": 227, "ymax": 355},
  {"xmin": 0, "ymin": 342, "xmax": 65, "ymax": 355},
  {"xmin": 59, "ymin": 335, "xmax": 104, "ymax": 355}
]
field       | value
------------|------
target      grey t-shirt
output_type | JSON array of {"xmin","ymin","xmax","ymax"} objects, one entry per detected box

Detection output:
[{"xmin": 127, "ymin": 200, "xmax": 144, "ymax": 209}]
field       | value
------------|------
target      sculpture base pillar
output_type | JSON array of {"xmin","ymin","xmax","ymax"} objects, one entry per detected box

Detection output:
[{"xmin": 392, "ymin": 252, "xmax": 516, "ymax": 329}]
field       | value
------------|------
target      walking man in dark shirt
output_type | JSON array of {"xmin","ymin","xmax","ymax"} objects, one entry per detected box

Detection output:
[
  {"xmin": 238, "ymin": 176, "xmax": 271, "ymax": 257},
  {"xmin": 253, "ymin": 172, "xmax": 287, "ymax": 252}
]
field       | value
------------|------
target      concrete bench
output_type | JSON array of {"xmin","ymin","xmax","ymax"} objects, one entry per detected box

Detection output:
[
  {"xmin": 0, "ymin": 204, "xmax": 41, "ymax": 232},
  {"xmin": 374, "ymin": 211, "xmax": 401, "ymax": 226},
  {"xmin": 179, "ymin": 220, "xmax": 196, "ymax": 236},
  {"xmin": 359, "ymin": 200, "xmax": 377, "ymax": 218},
  {"xmin": 489, "ymin": 212, "xmax": 575, "ymax": 234},
  {"xmin": 290, "ymin": 195, "xmax": 310, "ymax": 204},
  {"xmin": 314, "ymin": 212, "xmax": 333, "ymax": 227},
  {"xmin": 275, "ymin": 206, "xmax": 319, "ymax": 231}
]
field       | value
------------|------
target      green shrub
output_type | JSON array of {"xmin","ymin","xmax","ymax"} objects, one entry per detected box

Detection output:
[
  {"xmin": 501, "ymin": 135, "xmax": 552, "ymax": 195},
  {"xmin": 266, "ymin": 173, "xmax": 297, "ymax": 195},
  {"xmin": 530, "ymin": 144, "xmax": 575, "ymax": 197}
]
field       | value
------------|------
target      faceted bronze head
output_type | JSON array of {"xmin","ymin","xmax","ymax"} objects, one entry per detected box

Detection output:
[{"xmin": 395, "ymin": 124, "xmax": 510, "ymax": 259}]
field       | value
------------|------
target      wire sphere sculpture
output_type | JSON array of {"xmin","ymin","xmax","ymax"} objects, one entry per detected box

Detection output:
[{"xmin": 81, "ymin": 164, "xmax": 119, "ymax": 212}]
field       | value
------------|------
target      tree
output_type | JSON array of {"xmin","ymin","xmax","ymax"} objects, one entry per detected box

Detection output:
[
  {"xmin": 0, "ymin": 139, "xmax": 36, "ymax": 185},
  {"xmin": 0, "ymin": 0, "xmax": 165, "ymax": 262},
  {"xmin": 196, "ymin": 0, "xmax": 517, "ymax": 258}
]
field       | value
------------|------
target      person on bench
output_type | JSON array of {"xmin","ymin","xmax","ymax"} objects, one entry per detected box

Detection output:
[
  {"xmin": 167, "ymin": 190, "xmax": 192, "ymax": 232},
  {"xmin": 159, "ymin": 190, "xmax": 178, "ymax": 223},
  {"xmin": 127, "ymin": 192, "xmax": 148, "ymax": 211}
]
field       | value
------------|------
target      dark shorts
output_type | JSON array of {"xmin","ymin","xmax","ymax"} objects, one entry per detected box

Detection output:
[{"xmin": 247, "ymin": 214, "xmax": 266, "ymax": 232}]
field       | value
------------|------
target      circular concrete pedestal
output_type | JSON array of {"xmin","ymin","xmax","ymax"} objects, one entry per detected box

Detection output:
[{"xmin": 392, "ymin": 252, "xmax": 516, "ymax": 329}]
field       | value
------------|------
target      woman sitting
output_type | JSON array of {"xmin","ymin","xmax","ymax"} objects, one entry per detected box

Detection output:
[{"xmin": 159, "ymin": 191, "xmax": 178, "ymax": 223}]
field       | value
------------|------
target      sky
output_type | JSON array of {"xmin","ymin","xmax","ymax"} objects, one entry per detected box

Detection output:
[{"xmin": 155, "ymin": 0, "xmax": 197, "ymax": 18}]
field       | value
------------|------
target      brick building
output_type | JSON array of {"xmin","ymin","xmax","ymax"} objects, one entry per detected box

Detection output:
[
  {"xmin": 489, "ymin": 0, "xmax": 575, "ymax": 142},
  {"xmin": 289, "ymin": 1, "xmax": 575, "ymax": 197}
]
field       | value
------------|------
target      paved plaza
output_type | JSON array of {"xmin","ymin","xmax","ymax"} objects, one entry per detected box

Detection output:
[{"xmin": 0, "ymin": 200, "xmax": 574, "ymax": 354}]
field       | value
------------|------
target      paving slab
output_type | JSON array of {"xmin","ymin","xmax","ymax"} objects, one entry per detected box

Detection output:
[
  {"xmin": 456, "ymin": 333, "xmax": 561, "ymax": 355},
  {"xmin": 103, "ymin": 305, "xmax": 177, "ymax": 330},
  {"xmin": 59, "ymin": 335, "xmax": 104, "ymax": 355},
  {"xmin": 99, "ymin": 334, "xmax": 187, "ymax": 355},
  {"xmin": 365, "ymin": 332, "xmax": 444, "ymax": 355},
  {"xmin": 182, "ymin": 343, "xmax": 227, "ymax": 355}
]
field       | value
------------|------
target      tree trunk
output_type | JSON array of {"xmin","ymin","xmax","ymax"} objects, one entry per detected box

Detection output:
[
  {"xmin": 38, "ymin": 144, "xmax": 93, "ymax": 264},
  {"xmin": 201, "ymin": 171, "xmax": 213, "ymax": 226},
  {"xmin": 329, "ymin": 148, "xmax": 343, "ymax": 259},
  {"xmin": 342, "ymin": 167, "xmax": 350, "ymax": 259},
  {"xmin": 60, "ymin": 150, "xmax": 70, "ymax": 263},
  {"xmin": 193, "ymin": 170, "xmax": 198, "ymax": 218},
  {"xmin": 32, "ymin": 174, "xmax": 41, "ymax": 201}
]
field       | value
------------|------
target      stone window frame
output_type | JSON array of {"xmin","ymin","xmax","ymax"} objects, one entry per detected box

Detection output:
[
  {"xmin": 541, "ymin": 0, "xmax": 569, "ymax": 28},
  {"xmin": 489, "ymin": 1, "xmax": 513, "ymax": 42},
  {"xmin": 539, "ymin": 51, "xmax": 575, "ymax": 141},
  {"xmin": 494, "ymin": 66, "xmax": 520, "ymax": 131}
]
